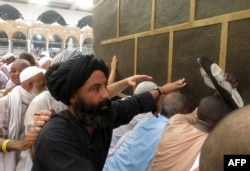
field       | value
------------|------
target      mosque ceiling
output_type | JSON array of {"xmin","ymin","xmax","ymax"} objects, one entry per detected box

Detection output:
[
  {"xmin": 0, "ymin": 0, "xmax": 93, "ymax": 27},
  {"xmin": 0, "ymin": 0, "xmax": 93, "ymax": 12}
]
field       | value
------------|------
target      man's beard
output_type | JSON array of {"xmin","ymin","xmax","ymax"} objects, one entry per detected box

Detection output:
[
  {"xmin": 73, "ymin": 97, "xmax": 113, "ymax": 129},
  {"xmin": 30, "ymin": 86, "xmax": 42, "ymax": 99}
]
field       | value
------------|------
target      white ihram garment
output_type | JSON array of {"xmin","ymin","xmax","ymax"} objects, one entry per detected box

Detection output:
[{"xmin": 0, "ymin": 86, "xmax": 33, "ymax": 171}]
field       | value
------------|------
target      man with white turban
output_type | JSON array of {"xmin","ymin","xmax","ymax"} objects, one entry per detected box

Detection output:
[
  {"xmin": 38, "ymin": 56, "xmax": 52, "ymax": 70},
  {"xmin": 0, "ymin": 66, "xmax": 46, "ymax": 171},
  {"xmin": 39, "ymin": 51, "xmax": 49, "ymax": 59}
]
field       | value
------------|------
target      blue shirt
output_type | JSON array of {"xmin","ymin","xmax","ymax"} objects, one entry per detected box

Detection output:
[{"xmin": 103, "ymin": 115, "xmax": 168, "ymax": 171}]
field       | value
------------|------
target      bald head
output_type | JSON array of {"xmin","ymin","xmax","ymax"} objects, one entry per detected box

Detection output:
[
  {"xmin": 10, "ymin": 59, "xmax": 31, "ymax": 85},
  {"xmin": 199, "ymin": 105, "xmax": 250, "ymax": 171},
  {"xmin": 160, "ymin": 92, "xmax": 189, "ymax": 118},
  {"xmin": 196, "ymin": 95, "xmax": 232, "ymax": 132},
  {"xmin": 11, "ymin": 59, "xmax": 30, "ymax": 69}
]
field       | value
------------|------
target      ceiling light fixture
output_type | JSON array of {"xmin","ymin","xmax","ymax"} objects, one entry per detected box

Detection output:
[
  {"xmin": 76, "ymin": 0, "xmax": 93, "ymax": 10},
  {"xmin": 29, "ymin": 0, "xmax": 49, "ymax": 6}
]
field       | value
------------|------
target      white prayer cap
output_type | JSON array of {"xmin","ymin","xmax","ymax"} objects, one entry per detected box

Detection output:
[
  {"xmin": 40, "ymin": 51, "xmax": 50, "ymax": 57},
  {"xmin": 38, "ymin": 57, "xmax": 52, "ymax": 67},
  {"xmin": 5, "ymin": 53, "xmax": 15, "ymax": 59},
  {"xmin": 20, "ymin": 66, "xmax": 45, "ymax": 83},
  {"xmin": 134, "ymin": 81, "xmax": 158, "ymax": 95}
]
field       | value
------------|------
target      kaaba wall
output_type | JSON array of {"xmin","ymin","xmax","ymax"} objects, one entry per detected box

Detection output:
[{"xmin": 93, "ymin": 0, "xmax": 250, "ymax": 109}]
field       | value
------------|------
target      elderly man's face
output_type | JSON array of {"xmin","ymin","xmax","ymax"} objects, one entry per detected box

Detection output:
[
  {"xmin": 30, "ymin": 73, "xmax": 47, "ymax": 98},
  {"xmin": 42, "ymin": 60, "xmax": 51, "ymax": 70},
  {"xmin": 72, "ymin": 70, "xmax": 112, "ymax": 128}
]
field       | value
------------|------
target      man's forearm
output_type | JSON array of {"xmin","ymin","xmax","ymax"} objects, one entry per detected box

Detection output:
[
  {"xmin": 107, "ymin": 79, "xmax": 129, "ymax": 98},
  {"xmin": 0, "ymin": 138, "xmax": 22, "ymax": 152}
]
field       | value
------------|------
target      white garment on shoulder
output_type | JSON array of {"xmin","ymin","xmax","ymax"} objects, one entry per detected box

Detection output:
[
  {"xmin": 16, "ymin": 90, "xmax": 67, "ymax": 171},
  {"xmin": 5, "ymin": 79, "xmax": 16, "ymax": 89},
  {"xmin": 0, "ymin": 70, "xmax": 8, "ymax": 89},
  {"xmin": 0, "ymin": 86, "xmax": 33, "ymax": 171}
]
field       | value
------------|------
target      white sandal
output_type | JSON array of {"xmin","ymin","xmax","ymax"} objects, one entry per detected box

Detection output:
[
  {"xmin": 197, "ymin": 57, "xmax": 244, "ymax": 109},
  {"xmin": 211, "ymin": 63, "xmax": 244, "ymax": 108}
]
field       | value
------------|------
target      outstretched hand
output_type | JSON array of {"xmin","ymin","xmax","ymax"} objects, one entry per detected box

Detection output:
[
  {"xmin": 154, "ymin": 78, "xmax": 187, "ymax": 113},
  {"xmin": 159, "ymin": 78, "xmax": 187, "ymax": 94},
  {"xmin": 126, "ymin": 75, "xmax": 153, "ymax": 87},
  {"xmin": 110, "ymin": 55, "xmax": 118, "ymax": 71}
]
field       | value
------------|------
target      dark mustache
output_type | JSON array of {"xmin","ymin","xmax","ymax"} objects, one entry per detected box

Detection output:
[{"xmin": 98, "ymin": 99, "xmax": 111, "ymax": 109}]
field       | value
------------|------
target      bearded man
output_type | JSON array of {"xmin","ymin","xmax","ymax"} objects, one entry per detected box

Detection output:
[
  {"xmin": 32, "ymin": 55, "xmax": 186, "ymax": 171},
  {"xmin": 16, "ymin": 49, "xmax": 153, "ymax": 171}
]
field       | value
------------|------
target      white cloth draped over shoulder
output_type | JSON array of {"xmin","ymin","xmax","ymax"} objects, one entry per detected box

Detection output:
[
  {"xmin": 16, "ymin": 90, "xmax": 67, "ymax": 171},
  {"xmin": 0, "ymin": 86, "xmax": 34, "ymax": 171}
]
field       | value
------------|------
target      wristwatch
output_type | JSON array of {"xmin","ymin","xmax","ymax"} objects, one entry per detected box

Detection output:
[{"xmin": 153, "ymin": 87, "xmax": 162, "ymax": 96}]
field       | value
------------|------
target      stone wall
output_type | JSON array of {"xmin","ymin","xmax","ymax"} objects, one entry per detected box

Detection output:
[{"xmin": 93, "ymin": 0, "xmax": 250, "ymax": 109}]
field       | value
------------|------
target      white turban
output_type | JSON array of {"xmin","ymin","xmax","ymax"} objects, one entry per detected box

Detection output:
[
  {"xmin": 38, "ymin": 57, "xmax": 52, "ymax": 67},
  {"xmin": 40, "ymin": 51, "xmax": 50, "ymax": 57},
  {"xmin": 20, "ymin": 66, "xmax": 45, "ymax": 83},
  {"xmin": 5, "ymin": 53, "xmax": 15, "ymax": 59}
]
